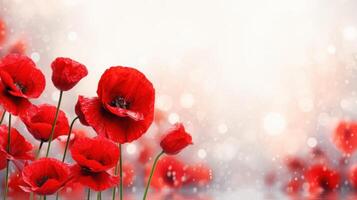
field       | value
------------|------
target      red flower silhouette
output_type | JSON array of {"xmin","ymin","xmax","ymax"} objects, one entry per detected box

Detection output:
[
  {"xmin": 20, "ymin": 104, "xmax": 69, "ymax": 142},
  {"xmin": 305, "ymin": 164, "xmax": 340, "ymax": 194},
  {"xmin": 349, "ymin": 164, "xmax": 357, "ymax": 188},
  {"xmin": 0, "ymin": 54, "xmax": 45, "ymax": 115},
  {"xmin": 70, "ymin": 136, "xmax": 119, "ymax": 191},
  {"xmin": 145, "ymin": 156, "xmax": 186, "ymax": 189},
  {"xmin": 185, "ymin": 163, "xmax": 212, "ymax": 186},
  {"xmin": 76, "ymin": 66, "xmax": 155, "ymax": 144},
  {"xmin": 285, "ymin": 156, "xmax": 306, "ymax": 173},
  {"xmin": 7, "ymin": 40, "xmax": 26, "ymax": 55},
  {"xmin": 7, "ymin": 172, "xmax": 35, "ymax": 199},
  {"xmin": 333, "ymin": 121, "xmax": 357, "ymax": 155},
  {"xmin": 51, "ymin": 57, "xmax": 88, "ymax": 91},
  {"xmin": 0, "ymin": 125, "xmax": 33, "ymax": 170},
  {"xmin": 20, "ymin": 158, "xmax": 71, "ymax": 195},
  {"xmin": 160, "ymin": 123, "xmax": 193, "ymax": 155}
]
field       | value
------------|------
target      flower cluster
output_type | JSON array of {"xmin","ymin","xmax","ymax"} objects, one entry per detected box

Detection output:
[
  {"xmin": 0, "ymin": 51, "xmax": 204, "ymax": 199},
  {"xmin": 265, "ymin": 121, "xmax": 357, "ymax": 199}
]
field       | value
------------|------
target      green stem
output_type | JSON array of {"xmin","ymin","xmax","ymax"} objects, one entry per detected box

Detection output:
[
  {"xmin": 0, "ymin": 111, "xmax": 6, "ymax": 124},
  {"xmin": 142, "ymin": 151, "xmax": 164, "ymax": 200},
  {"xmin": 61, "ymin": 116, "xmax": 79, "ymax": 162},
  {"xmin": 87, "ymin": 188, "xmax": 91, "ymax": 200},
  {"xmin": 119, "ymin": 144, "xmax": 123, "ymax": 200},
  {"xmin": 36, "ymin": 141, "xmax": 44, "ymax": 159},
  {"xmin": 112, "ymin": 143, "xmax": 120, "ymax": 200},
  {"xmin": 3, "ymin": 114, "xmax": 11, "ymax": 200},
  {"xmin": 45, "ymin": 90, "xmax": 63, "ymax": 157},
  {"xmin": 97, "ymin": 192, "xmax": 101, "ymax": 200}
]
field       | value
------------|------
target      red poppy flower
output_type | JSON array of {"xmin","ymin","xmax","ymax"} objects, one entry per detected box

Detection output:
[
  {"xmin": 185, "ymin": 163, "xmax": 212, "ymax": 186},
  {"xmin": 58, "ymin": 181, "xmax": 84, "ymax": 199},
  {"xmin": 20, "ymin": 158, "xmax": 72, "ymax": 195},
  {"xmin": 160, "ymin": 123, "xmax": 193, "ymax": 155},
  {"xmin": 0, "ymin": 125, "xmax": 33, "ymax": 170},
  {"xmin": 70, "ymin": 136, "xmax": 119, "ymax": 191},
  {"xmin": 76, "ymin": 66, "xmax": 155, "ymax": 144},
  {"xmin": 305, "ymin": 164, "xmax": 340, "ymax": 194},
  {"xmin": 20, "ymin": 104, "xmax": 69, "ymax": 142},
  {"xmin": 75, "ymin": 96, "xmax": 89, "ymax": 126},
  {"xmin": 51, "ymin": 57, "xmax": 88, "ymax": 91},
  {"xmin": 0, "ymin": 19, "xmax": 5, "ymax": 45},
  {"xmin": 110, "ymin": 163, "xmax": 135, "ymax": 187},
  {"xmin": 7, "ymin": 172, "xmax": 36, "ymax": 199},
  {"xmin": 145, "ymin": 156, "xmax": 186, "ymax": 189},
  {"xmin": 7, "ymin": 40, "xmax": 26, "ymax": 55},
  {"xmin": 0, "ymin": 54, "xmax": 45, "ymax": 115},
  {"xmin": 332, "ymin": 121, "xmax": 357, "ymax": 155}
]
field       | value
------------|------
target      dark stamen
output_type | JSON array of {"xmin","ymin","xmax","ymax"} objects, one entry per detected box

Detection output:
[
  {"xmin": 110, "ymin": 96, "xmax": 130, "ymax": 109},
  {"xmin": 36, "ymin": 176, "xmax": 49, "ymax": 187},
  {"xmin": 14, "ymin": 82, "xmax": 26, "ymax": 93}
]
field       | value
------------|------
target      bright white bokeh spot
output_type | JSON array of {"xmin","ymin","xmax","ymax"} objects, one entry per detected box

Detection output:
[
  {"xmin": 156, "ymin": 94, "xmax": 173, "ymax": 111},
  {"xmin": 307, "ymin": 137, "xmax": 317, "ymax": 148},
  {"xmin": 218, "ymin": 123, "xmax": 228, "ymax": 134},
  {"xmin": 327, "ymin": 45, "xmax": 336, "ymax": 55},
  {"xmin": 180, "ymin": 93, "xmax": 195, "ymax": 108},
  {"xmin": 198, "ymin": 149, "xmax": 207, "ymax": 159},
  {"xmin": 343, "ymin": 26, "xmax": 357, "ymax": 41},
  {"xmin": 68, "ymin": 31, "xmax": 78, "ymax": 41},
  {"xmin": 51, "ymin": 91, "xmax": 60, "ymax": 102},
  {"xmin": 168, "ymin": 113, "xmax": 180, "ymax": 124},
  {"xmin": 298, "ymin": 97, "xmax": 314, "ymax": 112},
  {"xmin": 126, "ymin": 144, "xmax": 137, "ymax": 155},
  {"xmin": 263, "ymin": 112, "xmax": 286, "ymax": 135},
  {"xmin": 31, "ymin": 52, "xmax": 40, "ymax": 62}
]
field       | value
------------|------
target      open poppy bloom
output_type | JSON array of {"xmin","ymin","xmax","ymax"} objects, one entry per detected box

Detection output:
[
  {"xmin": 185, "ymin": 163, "xmax": 212, "ymax": 186},
  {"xmin": 0, "ymin": 125, "xmax": 33, "ymax": 170},
  {"xmin": 70, "ymin": 136, "xmax": 119, "ymax": 191},
  {"xmin": 0, "ymin": 54, "xmax": 45, "ymax": 115},
  {"xmin": 20, "ymin": 104, "xmax": 69, "ymax": 142},
  {"xmin": 160, "ymin": 123, "xmax": 193, "ymax": 155},
  {"xmin": 305, "ymin": 164, "xmax": 340, "ymax": 195},
  {"xmin": 145, "ymin": 156, "xmax": 186, "ymax": 189},
  {"xmin": 332, "ymin": 121, "xmax": 357, "ymax": 155},
  {"xmin": 76, "ymin": 66, "xmax": 155, "ymax": 144},
  {"xmin": 51, "ymin": 57, "xmax": 88, "ymax": 91},
  {"xmin": 20, "ymin": 158, "xmax": 72, "ymax": 195}
]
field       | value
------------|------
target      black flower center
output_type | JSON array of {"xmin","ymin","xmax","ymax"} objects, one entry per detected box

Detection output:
[
  {"xmin": 36, "ymin": 176, "xmax": 49, "ymax": 187},
  {"xmin": 319, "ymin": 177, "xmax": 330, "ymax": 191},
  {"xmin": 14, "ymin": 82, "xmax": 26, "ymax": 93},
  {"xmin": 81, "ymin": 166, "xmax": 93, "ymax": 175},
  {"xmin": 110, "ymin": 96, "xmax": 130, "ymax": 109},
  {"xmin": 164, "ymin": 170, "xmax": 175, "ymax": 185}
]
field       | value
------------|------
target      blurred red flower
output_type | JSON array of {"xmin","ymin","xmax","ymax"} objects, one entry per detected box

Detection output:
[
  {"xmin": 160, "ymin": 123, "xmax": 193, "ymax": 155},
  {"xmin": 0, "ymin": 19, "xmax": 5, "ymax": 46},
  {"xmin": 58, "ymin": 181, "xmax": 85, "ymax": 200},
  {"xmin": 333, "ymin": 121, "xmax": 357, "ymax": 155},
  {"xmin": 7, "ymin": 172, "xmax": 35, "ymax": 199},
  {"xmin": 20, "ymin": 158, "xmax": 71, "ymax": 195},
  {"xmin": 305, "ymin": 164, "xmax": 340, "ymax": 195},
  {"xmin": 185, "ymin": 163, "xmax": 212, "ymax": 186},
  {"xmin": 76, "ymin": 66, "xmax": 155, "ymax": 144},
  {"xmin": 57, "ymin": 129, "xmax": 89, "ymax": 150},
  {"xmin": 70, "ymin": 136, "xmax": 119, "ymax": 191},
  {"xmin": 0, "ymin": 54, "xmax": 45, "ymax": 115},
  {"xmin": 145, "ymin": 156, "xmax": 186, "ymax": 189},
  {"xmin": 138, "ymin": 139, "xmax": 155, "ymax": 164},
  {"xmin": 348, "ymin": 164, "xmax": 357, "ymax": 188},
  {"xmin": 20, "ymin": 104, "xmax": 69, "ymax": 142},
  {"xmin": 51, "ymin": 57, "xmax": 88, "ymax": 91},
  {"xmin": 0, "ymin": 125, "xmax": 33, "ymax": 170},
  {"xmin": 7, "ymin": 40, "xmax": 26, "ymax": 55},
  {"xmin": 285, "ymin": 156, "xmax": 306, "ymax": 173},
  {"xmin": 284, "ymin": 178, "xmax": 302, "ymax": 195}
]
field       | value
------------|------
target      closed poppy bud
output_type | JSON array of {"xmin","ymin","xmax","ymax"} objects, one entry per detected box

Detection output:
[
  {"xmin": 160, "ymin": 123, "xmax": 193, "ymax": 155},
  {"xmin": 51, "ymin": 57, "xmax": 88, "ymax": 91},
  {"xmin": 20, "ymin": 158, "xmax": 71, "ymax": 195}
]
